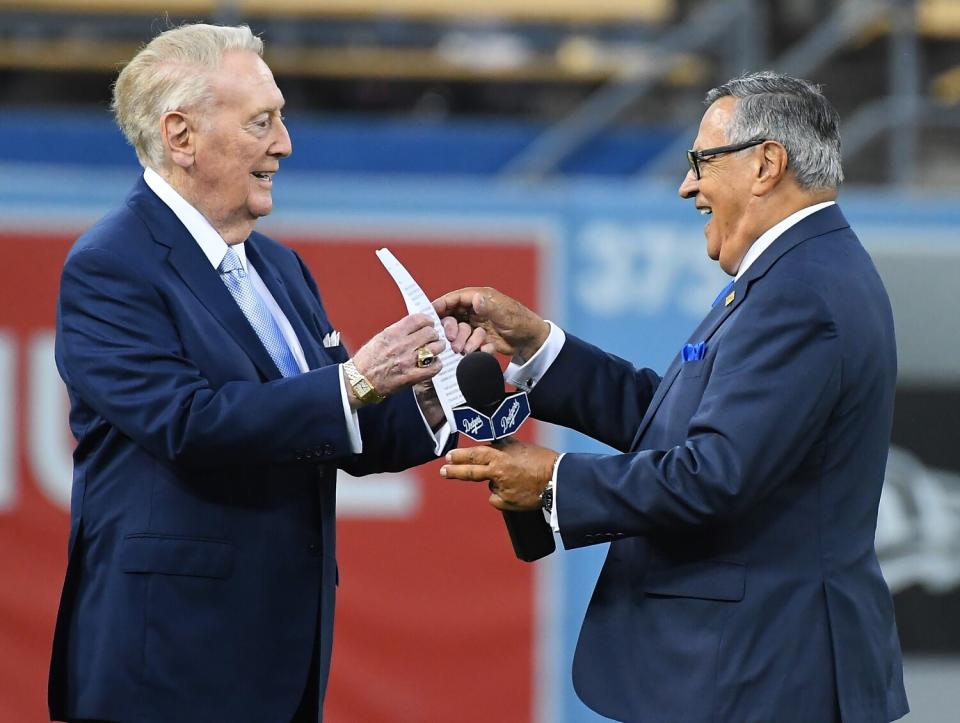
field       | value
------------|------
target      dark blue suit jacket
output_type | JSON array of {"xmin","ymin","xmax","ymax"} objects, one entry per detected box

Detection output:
[
  {"xmin": 48, "ymin": 178, "xmax": 443, "ymax": 722},
  {"xmin": 532, "ymin": 205, "xmax": 908, "ymax": 723}
]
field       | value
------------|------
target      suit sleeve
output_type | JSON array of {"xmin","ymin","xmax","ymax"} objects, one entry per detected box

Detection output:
[
  {"xmin": 57, "ymin": 247, "xmax": 436, "ymax": 471},
  {"xmin": 288, "ymin": 249, "xmax": 447, "ymax": 475},
  {"xmin": 555, "ymin": 278, "xmax": 841, "ymax": 549},
  {"xmin": 528, "ymin": 334, "xmax": 661, "ymax": 453}
]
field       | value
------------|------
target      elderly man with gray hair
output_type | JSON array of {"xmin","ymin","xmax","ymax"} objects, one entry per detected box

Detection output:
[
  {"xmin": 436, "ymin": 72, "xmax": 909, "ymax": 722},
  {"xmin": 48, "ymin": 23, "xmax": 485, "ymax": 723}
]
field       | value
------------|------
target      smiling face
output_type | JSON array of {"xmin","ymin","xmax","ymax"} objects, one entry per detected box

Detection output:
[
  {"xmin": 678, "ymin": 96, "xmax": 762, "ymax": 275},
  {"xmin": 172, "ymin": 49, "xmax": 292, "ymax": 243}
]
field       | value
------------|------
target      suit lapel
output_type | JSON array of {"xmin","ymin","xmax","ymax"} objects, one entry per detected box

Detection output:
[
  {"xmin": 631, "ymin": 288, "xmax": 744, "ymax": 446},
  {"xmin": 127, "ymin": 179, "xmax": 281, "ymax": 380},
  {"xmin": 245, "ymin": 240, "xmax": 325, "ymax": 370},
  {"xmin": 629, "ymin": 204, "xmax": 850, "ymax": 449}
]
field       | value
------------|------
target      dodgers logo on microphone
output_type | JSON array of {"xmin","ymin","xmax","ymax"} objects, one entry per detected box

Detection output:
[
  {"xmin": 454, "ymin": 392, "xmax": 530, "ymax": 442},
  {"xmin": 492, "ymin": 393, "xmax": 530, "ymax": 438},
  {"xmin": 453, "ymin": 406, "xmax": 496, "ymax": 442}
]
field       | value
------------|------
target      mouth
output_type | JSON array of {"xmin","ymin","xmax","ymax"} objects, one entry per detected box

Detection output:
[
  {"xmin": 697, "ymin": 205, "xmax": 712, "ymax": 216},
  {"xmin": 251, "ymin": 170, "xmax": 276, "ymax": 184}
]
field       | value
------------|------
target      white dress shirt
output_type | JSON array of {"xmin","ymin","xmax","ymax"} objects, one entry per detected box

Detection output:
[
  {"xmin": 505, "ymin": 200, "xmax": 836, "ymax": 532},
  {"xmin": 145, "ymin": 168, "xmax": 363, "ymax": 454}
]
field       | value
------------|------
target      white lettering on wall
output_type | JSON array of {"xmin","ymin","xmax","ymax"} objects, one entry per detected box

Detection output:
[
  {"xmin": 574, "ymin": 222, "xmax": 720, "ymax": 317},
  {"xmin": 0, "ymin": 329, "xmax": 421, "ymax": 519},
  {"xmin": 336, "ymin": 471, "xmax": 421, "ymax": 518}
]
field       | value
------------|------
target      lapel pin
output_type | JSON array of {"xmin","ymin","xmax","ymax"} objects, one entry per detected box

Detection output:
[{"xmin": 724, "ymin": 290, "xmax": 736, "ymax": 306}]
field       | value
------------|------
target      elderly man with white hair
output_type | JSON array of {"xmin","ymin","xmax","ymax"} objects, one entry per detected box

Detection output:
[{"xmin": 48, "ymin": 23, "xmax": 484, "ymax": 723}]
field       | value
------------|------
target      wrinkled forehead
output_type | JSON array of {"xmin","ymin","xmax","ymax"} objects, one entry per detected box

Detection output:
[
  {"xmin": 207, "ymin": 50, "xmax": 283, "ymax": 110},
  {"xmin": 693, "ymin": 96, "xmax": 739, "ymax": 149}
]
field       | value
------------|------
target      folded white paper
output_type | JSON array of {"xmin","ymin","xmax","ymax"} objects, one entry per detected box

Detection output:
[{"xmin": 376, "ymin": 248, "xmax": 465, "ymax": 444}]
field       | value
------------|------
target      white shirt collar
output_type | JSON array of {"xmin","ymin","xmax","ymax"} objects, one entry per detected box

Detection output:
[
  {"xmin": 143, "ymin": 167, "xmax": 248, "ymax": 272},
  {"xmin": 735, "ymin": 200, "xmax": 835, "ymax": 280}
]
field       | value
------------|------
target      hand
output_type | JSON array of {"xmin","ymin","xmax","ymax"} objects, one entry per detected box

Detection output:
[
  {"xmin": 413, "ymin": 381, "xmax": 445, "ymax": 431},
  {"xmin": 440, "ymin": 438, "xmax": 559, "ymax": 511},
  {"xmin": 440, "ymin": 316, "xmax": 495, "ymax": 355},
  {"xmin": 350, "ymin": 314, "xmax": 444, "ymax": 403},
  {"xmin": 433, "ymin": 287, "xmax": 549, "ymax": 363}
]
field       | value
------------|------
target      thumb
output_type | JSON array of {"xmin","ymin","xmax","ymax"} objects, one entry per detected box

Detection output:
[{"xmin": 472, "ymin": 292, "xmax": 487, "ymax": 316}]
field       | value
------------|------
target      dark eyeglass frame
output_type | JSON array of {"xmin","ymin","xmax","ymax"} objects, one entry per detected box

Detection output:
[{"xmin": 686, "ymin": 138, "xmax": 768, "ymax": 180}]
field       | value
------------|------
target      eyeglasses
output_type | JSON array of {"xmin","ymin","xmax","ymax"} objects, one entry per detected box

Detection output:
[{"xmin": 686, "ymin": 138, "xmax": 767, "ymax": 180}]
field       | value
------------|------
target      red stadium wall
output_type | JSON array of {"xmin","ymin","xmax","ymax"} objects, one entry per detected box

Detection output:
[{"xmin": 0, "ymin": 229, "xmax": 543, "ymax": 723}]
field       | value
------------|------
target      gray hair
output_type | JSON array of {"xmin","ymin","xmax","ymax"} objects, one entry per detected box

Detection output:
[
  {"xmin": 112, "ymin": 23, "xmax": 263, "ymax": 169},
  {"xmin": 705, "ymin": 71, "xmax": 843, "ymax": 190}
]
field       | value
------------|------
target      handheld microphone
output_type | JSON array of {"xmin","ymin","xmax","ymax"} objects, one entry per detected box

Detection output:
[{"xmin": 455, "ymin": 352, "xmax": 556, "ymax": 562}]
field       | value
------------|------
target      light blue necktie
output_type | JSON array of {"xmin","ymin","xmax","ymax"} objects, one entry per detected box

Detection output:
[{"xmin": 218, "ymin": 247, "xmax": 301, "ymax": 377}]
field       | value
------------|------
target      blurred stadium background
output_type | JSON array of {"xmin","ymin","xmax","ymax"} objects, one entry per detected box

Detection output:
[{"xmin": 1, "ymin": 0, "xmax": 959, "ymax": 721}]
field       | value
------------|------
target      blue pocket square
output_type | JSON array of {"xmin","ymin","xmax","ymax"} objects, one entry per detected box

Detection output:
[{"xmin": 682, "ymin": 341, "xmax": 707, "ymax": 362}]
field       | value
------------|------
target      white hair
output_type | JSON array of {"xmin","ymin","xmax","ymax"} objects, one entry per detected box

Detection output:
[
  {"xmin": 705, "ymin": 71, "xmax": 844, "ymax": 190},
  {"xmin": 112, "ymin": 23, "xmax": 263, "ymax": 169}
]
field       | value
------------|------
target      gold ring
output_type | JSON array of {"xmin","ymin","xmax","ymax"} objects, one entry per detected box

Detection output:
[{"xmin": 416, "ymin": 346, "xmax": 436, "ymax": 368}]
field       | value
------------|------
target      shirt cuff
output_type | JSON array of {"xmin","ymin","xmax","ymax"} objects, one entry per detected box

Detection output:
[
  {"xmin": 338, "ymin": 363, "xmax": 363, "ymax": 454},
  {"xmin": 415, "ymin": 392, "xmax": 451, "ymax": 456},
  {"xmin": 546, "ymin": 453, "xmax": 563, "ymax": 533},
  {"xmin": 504, "ymin": 321, "xmax": 566, "ymax": 392}
]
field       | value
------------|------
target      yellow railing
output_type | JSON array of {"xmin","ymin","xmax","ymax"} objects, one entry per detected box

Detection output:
[{"xmin": 0, "ymin": 0, "xmax": 674, "ymax": 23}]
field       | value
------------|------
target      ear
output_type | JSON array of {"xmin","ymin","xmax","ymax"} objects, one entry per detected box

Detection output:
[
  {"xmin": 160, "ymin": 111, "xmax": 195, "ymax": 169},
  {"xmin": 751, "ymin": 140, "xmax": 789, "ymax": 196}
]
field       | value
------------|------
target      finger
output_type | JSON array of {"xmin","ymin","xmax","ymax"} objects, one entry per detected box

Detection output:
[
  {"xmin": 441, "ymin": 316, "xmax": 460, "ymax": 343},
  {"xmin": 409, "ymin": 359, "xmax": 442, "ymax": 384},
  {"xmin": 433, "ymin": 289, "xmax": 476, "ymax": 319},
  {"xmin": 408, "ymin": 325, "xmax": 441, "ymax": 350},
  {"xmin": 382, "ymin": 316, "xmax": 414, "ymax": 339},
  {"xmin": 414, "ymin": 340, "xmax": 445, "ymax": 369},
  {"xmin": 396, "ymin": 313, "xmax": 434, "ymax": 334},
  {"xmin": 450, "ymin": 321, "xmax": 471, "ymax": 353},
  {"xmin": 487, "ymin": 493, "xmax": 528, "ymax": 512},
  {"xmin": 480, "ymin": 341, "xmax": 497, "ymax": 354},
  {"xmin": 440, "ymin": 463, "xmax": 493, "ymax": 482},
  {"xmin": 488, "ymin": 493, "xmax": 510, "ymax": 511},
  {"xmin": 432, "ymin": 293, "xmax": 459, "ymax": 318},
  {"xmin": 446, "ymin": 446, "xmax": 496, "ymax": 466},
  {"xmin": 462, "ymin": 326, "xmax": 488, "ymax": 355},
  {"xmin": 471, "ymin": 291, "xmax": 487, "ymax": 318}
]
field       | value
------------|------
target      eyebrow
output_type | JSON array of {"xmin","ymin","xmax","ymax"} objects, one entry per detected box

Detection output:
[{"xmin": 249, "ymin": 102, "xmax": 285, "ymax": 119}]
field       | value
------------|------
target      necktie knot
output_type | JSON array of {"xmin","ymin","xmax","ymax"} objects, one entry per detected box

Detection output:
[{"xmin": 219, "ymin": 247, "xmax": 245, "ymax": 277}]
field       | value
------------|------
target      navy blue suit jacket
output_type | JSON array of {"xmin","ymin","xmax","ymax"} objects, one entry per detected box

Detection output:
[
  {"xmin": 532, "ymin": 205, "xmax": 908, "ymax": 723},
  {"xmin": 49, "ymin": 178, "xmax": 443, "ymax": 722}
]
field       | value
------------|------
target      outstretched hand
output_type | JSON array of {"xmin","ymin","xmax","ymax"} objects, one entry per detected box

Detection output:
[
  {"xmin": 434, "ymin": 287, "xmax": 549, "ymax": 363},
  {"xmin": 440, "ymin": 438, "xmax": 559, "ymax": 511}
]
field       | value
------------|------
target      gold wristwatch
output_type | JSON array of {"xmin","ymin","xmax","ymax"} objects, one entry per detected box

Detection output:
[{"xmin": 343, "ymin": 360, "xmax": 385, "ymax": 404}]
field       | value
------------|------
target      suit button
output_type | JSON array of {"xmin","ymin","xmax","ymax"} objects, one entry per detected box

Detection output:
[{"xmin": 307, "ymin": 543, "xmax": 320, "ymax": 556}]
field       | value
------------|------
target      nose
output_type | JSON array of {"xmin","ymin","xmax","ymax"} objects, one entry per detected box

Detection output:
[
  {"xmin": 271, "ymin": 117, "xmax": 292, "ymax": 159},
  {"xmin": 678, "ymin": 169, "xmax": 698, "ymax": 199}
]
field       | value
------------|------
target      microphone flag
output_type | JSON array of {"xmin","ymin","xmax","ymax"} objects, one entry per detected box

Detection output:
[{"xmin": 453, "ymin": 392, "xmax": 531, "ymax": 443}]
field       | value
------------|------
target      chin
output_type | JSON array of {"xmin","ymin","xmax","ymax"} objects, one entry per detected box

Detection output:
[
  {"xmin": 705, "ymin": 237, "xmax": 721, "ymax": 263},
  {"xmin": 248, "ymin": 201, "xmax": 273, "ymax": 218}
]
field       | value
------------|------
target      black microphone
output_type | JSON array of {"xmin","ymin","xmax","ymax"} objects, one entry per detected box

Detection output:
[{"xmin": 455, "ymin": 352, "xmax": 556, "ymax": 562}]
